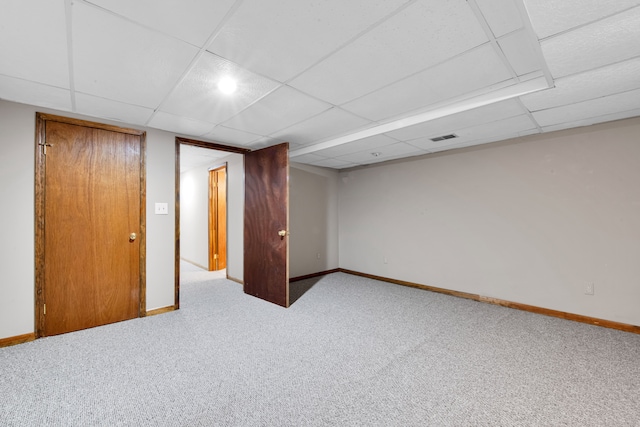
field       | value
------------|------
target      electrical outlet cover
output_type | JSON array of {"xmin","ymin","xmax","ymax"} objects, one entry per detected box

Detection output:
[{"xmin": 585, "ymin": 283, "xmax": 595, "ymax": 295}]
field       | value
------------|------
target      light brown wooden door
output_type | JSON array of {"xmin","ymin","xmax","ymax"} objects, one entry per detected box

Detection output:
[
  {"xmin": 209, "ymin": 166, "xmax": 227, "ymax": 271},
  {"xmin": 36, "ymin": 114, "xmax": 145, "ymax": 337},
  {"xmin": 244, "ymin": 143, "xmax": 289, "ymax": 307}
]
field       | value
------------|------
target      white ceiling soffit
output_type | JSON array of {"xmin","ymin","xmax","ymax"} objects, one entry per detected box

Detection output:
[{"xmin": 290, "ymin": 76, "xmax": 549, "ymax": 158}]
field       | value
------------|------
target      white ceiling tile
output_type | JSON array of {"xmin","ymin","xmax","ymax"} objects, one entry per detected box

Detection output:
[
  {"xmin": 0, "ymin": 0, "xmax": 69, "ymax": 88},
  {"xmin": 245, "ymin": 137, "xmax": 276, "ymax": 149},
  {"xmin": 86, "ymin": 0, "xmax": 237, "ymax": 47},
  {"xmin": 309, "ymin": 158, "xmax": 358, "ymax": 169},
  {"xmin": 525, "ymin": 0, "xmax": 640, "ymax": 39},
  {"xmin": 221, "ymin": 86, "xmax": 331, "ymax": 136},
  {"xmin": 290, "ymin": 153, "xmax": 328, "ymax": 164},
  {"xmin": 541, "ymin": 108, "xmax": 640, "ymax": 133},
  {"xmin": 429, "ymin": 129, "xmax": 538, "ymax": 153},
  {"xmin": 180, "ymin": 145, "xmax": 236, "ymax": 172},
  {"xmin": 385, "ymin": 99, "xmax": 525, "ymax": 141},
  {"xmin": 148, "ymin": 111, "xmax": 215, "ymax": 136},
  {"xmin": 424, "ymin": 136, "xmax": 484, "ymax": 152},
  {"xmin": 75, "ymin": 93, "xmax": 154, "ymax": 125},
  {"xmin": 475, "ymin": 0, "xmax": 524, "ymax": 37},
  {"xmin": 310, "ymin": 135, "xmax": 399, "ymax": 158},
  {"xmin": 541, "ymin": 7, "xmax": 640, "ymax": 78},
  {"xmin": 201, "ymin": 126, "xmax": 261, "ymax": 146},
  {"xmin": 160, "ymin": 52, "xmax": 280, "ymax": 124},
  {"xmin": 532, "ymin": 88, "xmax": 640, "ymax": 127},
  {"xmin": 411, "ymin": 134, "xmax": 476, "ymax": 152},
  {"xmin": 72, "ymin": 2, "xmax": 199, "ymax": 108},
  {"xmin": 289, "ymin": 0, "xmax": 488, "ymax": 105},
  {"xmin": 270, "ymin": 108, "xmax": 372, "ymax": 146},
  {"xmin": 518, "ymin": 128, "xmax": 542, "ymax": 138},
  {"xmin": 459, "ymin": 127, "xmax": 540, "ymax": 146},
  {"xmin": 341, "ymin": 44, "xmax": 513, "ymax": 121},
  {"xmin": 248, "ymin": 137, "xmax": 305, "ymax": 151},
  {"xmin": 498, "ymin": 30, "xmax": 541, "ymax": 76},
  {"xmin": 423, "ymin": 127, "xmax": 541, "ymax": 154},
  {"xmin": 208, "ymin": 0, "xmax": 410, "ymax": 83},
  {"xmin": 406, "ymin": 114, "xmax": 536, "ymax": 151},
  {"xmin": 0, "ymin": 75, "xmax": 72, "ymax": 111},
  {"xmin": 456, "ymin": 114, "xmax": 537, "ymax": 139},
  {"xmin": 521, "ymin": 56, "xmax": 640, "ymax": 111},
  {"xmin": 181, "ymin": 145, "xmax": 232, "ymax": 160},
  {"xmin": 421, "ymin": 143, "xmax": 462, "ymax": 153},
  {"xmin": 336, "ymin": 142, "xmax": 425, "ymax": 164}
]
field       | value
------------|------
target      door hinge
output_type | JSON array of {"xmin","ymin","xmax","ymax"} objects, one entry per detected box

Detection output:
[{"xmin": 39, "ymin": 142, "xmax": 53, "ymax": 155}]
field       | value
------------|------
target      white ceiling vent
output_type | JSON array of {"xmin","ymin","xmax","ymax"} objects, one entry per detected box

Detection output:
[{"xmin": 429, "ymin": 134, "xmax": 458, "ymax": 142}]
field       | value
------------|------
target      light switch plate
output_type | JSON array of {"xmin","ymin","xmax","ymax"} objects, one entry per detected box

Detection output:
[{"xmin": 155, "ymin": 202, "xmax": 169, "ymax": 215}]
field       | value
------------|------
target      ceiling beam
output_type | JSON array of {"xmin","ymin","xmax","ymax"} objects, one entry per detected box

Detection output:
[{"xmin": 290, "ymin": 75, "xmax": 551, "ymax": 158}]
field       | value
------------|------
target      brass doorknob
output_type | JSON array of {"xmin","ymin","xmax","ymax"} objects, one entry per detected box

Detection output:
[{"xmin": 129, "ymin": 233, "xmax": 137, "ymax": 241}]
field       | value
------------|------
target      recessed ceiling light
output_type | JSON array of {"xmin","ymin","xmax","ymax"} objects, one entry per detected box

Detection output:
[{"xmin": 217, "ymin": 76, "xmax": 237, "ymax": 95}]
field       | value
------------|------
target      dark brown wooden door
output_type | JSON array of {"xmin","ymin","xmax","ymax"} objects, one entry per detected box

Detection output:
[
  {"xmin": 244, "ymin": 143, "xmax": 289, "ymax": 307},
  {"xmin": 209, "ymin": 166, "xmax": 227, "ymax": 271},
  {"xmin": 38, "ymin": 116, "xmax": 144, "ymax": 336}
]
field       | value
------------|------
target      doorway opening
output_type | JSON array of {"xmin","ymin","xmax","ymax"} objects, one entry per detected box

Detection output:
[
  {"xmin": 209, "ymin": 165, "xmax": 227, "ymax": 271},
  {"xmin": 174, "ymin": 137, "xmax": 249, "ymax": 309},
  {"xmin": 175, "ymin": 138, "xmax": 291, "ymax": 309}
]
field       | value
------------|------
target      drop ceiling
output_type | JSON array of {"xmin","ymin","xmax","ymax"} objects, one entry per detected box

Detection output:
[
  {"xmin": 180, "ymin": 144, "xmax": 236, "ymax": 173},
  {"xmin": 1, "ymin": 0, "xmax": 639, "ymax": 169}
]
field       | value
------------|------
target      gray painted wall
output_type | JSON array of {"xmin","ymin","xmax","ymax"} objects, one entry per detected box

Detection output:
[
  {"xmin": 2, "ymin": 97, "xmax": 638, "ymax": 341},
  {"xmin": 290, "ymin": 163, "xmax": 340, "ymax": 278},
  {"xmin": 0, "ymin": 100, "xmax": 337, "ymax": 340},
  {"xmin": 338, "ymin": 117, "xmax": 640, "ymax": 326},
  {"xmin": 0, "ymin": 101, "xmax": 37, "ymax": 338},
  {"xmin": 0, "ymin": 100, "xmax": 176, "ymax": 338}
]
